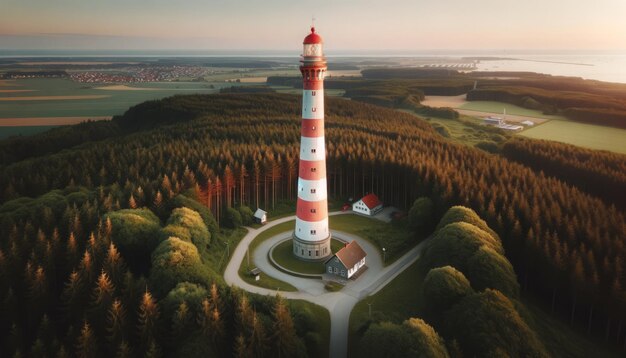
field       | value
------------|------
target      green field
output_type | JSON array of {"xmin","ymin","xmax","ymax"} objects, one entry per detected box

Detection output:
[
  {"xmin": 520, "ymin": 120, "xmax": 626, "ymax": 154},
  {"xmin": 0, "ymin": 78, "xmax": 242, "ymax": 118},
  {"xmin": 460, "ymin": 100, "xmax": 567, "ymax": 120}
]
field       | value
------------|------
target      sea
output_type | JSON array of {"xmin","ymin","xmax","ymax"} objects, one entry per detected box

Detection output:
[{"xmin": 1, "ymin": 49, "xmax": 625, "ymax": 84}]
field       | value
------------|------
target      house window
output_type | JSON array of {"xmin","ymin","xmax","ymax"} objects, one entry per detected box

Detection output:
[
  {"xmin": 311, "ymin": 189, "xmax": 316, "ymax": 194},
  {"xmin": 341, "ymin": 270, "xmax": 345, "ymax": 277},
  {"xmin": 334, "ymin": 267, "xmax": 338, "ymax": 273},
  {"xmin": 328, "ymin": 266, "xmax": 332, "ymax": 273}
]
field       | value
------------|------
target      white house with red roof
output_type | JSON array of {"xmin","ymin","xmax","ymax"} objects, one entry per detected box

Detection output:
[{"xmin": 352, "ymin": 193, "xmax": 383, "ymax": 216}]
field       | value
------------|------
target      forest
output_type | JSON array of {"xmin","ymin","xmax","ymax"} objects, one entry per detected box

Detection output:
[{"xmin": 0, "ymin": 93, "xmax": 625, "ymax": 356}]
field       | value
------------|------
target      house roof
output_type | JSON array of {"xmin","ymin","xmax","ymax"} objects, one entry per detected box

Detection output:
[
  {"xmin": 328, "ymin": 241, "xmax": 367, "ymax": 268},
  {"xmin": 253, "ymin": 208, "xmax": 267, "ymax": 218},
  {"xmin": 360, "ymin": 193, "xmax": 382, "ymax": 209}
]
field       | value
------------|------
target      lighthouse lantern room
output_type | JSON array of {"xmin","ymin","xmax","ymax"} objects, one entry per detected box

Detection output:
[{"xmin": 293, "ymin": 26, "xmax": 331, "ymax": 261}]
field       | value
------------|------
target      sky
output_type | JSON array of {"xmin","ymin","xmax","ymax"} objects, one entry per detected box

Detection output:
[{"xmin": 1, "ymin": 0, "xmax": 625, "ymax": 52}]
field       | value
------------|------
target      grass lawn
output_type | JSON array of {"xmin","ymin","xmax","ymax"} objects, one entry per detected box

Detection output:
[
  {"xmin": 519, "ymin": 120, "xmax": 626, "ymax": 154},
  {"xmin": 460, "ymin": 100, "xmax": 566, "ymax": 120},
  {"xmin": 271, "ymin": 238, "xmax": 346, "ymax": 275},
  {"xmin": 239, "ymin": 213, "xmax": 413, "ymax": 291},
  {"xmin": 238, "ymin": 220, "xmax": 299, "ymax": 292},
  {"xmin": 204, "ymin": 227, "xmax": 248, "ymax": 274},
  {"xmin": 347, "ymin": 259, "xmax": 424, "ymax": 357},
  {"xmin": 329, "ymin": 214, "xmax": 416, "ymax": 266}
]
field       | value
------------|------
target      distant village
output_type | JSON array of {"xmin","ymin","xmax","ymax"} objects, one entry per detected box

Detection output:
[{"xmin": 1, "ymin": 65, "xmax": 219, "ymax": 83}]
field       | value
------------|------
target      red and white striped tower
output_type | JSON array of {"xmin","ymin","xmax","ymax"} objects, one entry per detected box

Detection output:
[{"xmin": 293, "ymin": 26, "xmax": 331, "ymax": 261}]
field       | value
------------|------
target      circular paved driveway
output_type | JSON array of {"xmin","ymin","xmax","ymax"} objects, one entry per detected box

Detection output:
[{"xmin": 224, "ymin": 211, "xmax": 428, "ymax": 358}]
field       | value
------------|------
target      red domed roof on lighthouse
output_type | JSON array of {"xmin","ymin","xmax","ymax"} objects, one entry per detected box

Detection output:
[{"xmin": 303, "ymin": 27, "xmax": 323, "ymax": 44}]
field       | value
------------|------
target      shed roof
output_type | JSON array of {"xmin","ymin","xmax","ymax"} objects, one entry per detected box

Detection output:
[
  {"xmin": 254, "ymin": 208, "xmax": 267, "ymax": 219},
  {"xmin": 328, "ymin": 241, "xmax": 367, "ymax": 268}
]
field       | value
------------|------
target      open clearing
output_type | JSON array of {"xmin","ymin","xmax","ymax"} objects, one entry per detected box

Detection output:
[
  {"xmin": 0, "ymin": 95, "xmax": 110, "ymax": 101},
  {"xmin": 422, "ymin": 95, "xmax": 560, "ymax": 123},
  {"xmin": 520, "ymin": 120, "xmax": 626, "ymax": 154}
]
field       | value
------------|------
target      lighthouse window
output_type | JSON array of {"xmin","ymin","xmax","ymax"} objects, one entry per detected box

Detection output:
[
  {"xmin": 311, "ymin": 189, "xmax": 316, "ymax": 193},
  {"xmin": 308, "ymin": 251, "xmax": 311, "ymax": 256},
  {"xmin": 312, "ymin": 91, "xmax": 316, "ymax": 96},
  {"xmin": 312, "ymin": 126, "xmax": 316, "ymax": 130},
  {"xmin": 311, "ymin": 149, "xmax": 316, "ymax": 153},
  {"xmin": 310, "ymin": 230, "xmax": 316, "ymax": 235},
  {"xmin": 311, "ymin": 167, "xmax": 316, "ymax": 172},
  {"xmin": 310, "ymin": 209, "xmax": 316, "ymax": 213},
  {"xmin": 316, "ymin": 250, "xmax": 319, "ymax": 256}
]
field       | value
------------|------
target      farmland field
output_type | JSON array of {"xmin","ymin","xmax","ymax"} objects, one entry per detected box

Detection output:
[
  {"xmin": 0, "ymin": 78, "xmax": 227, "ymax": 119},
  {"xmin": 459, "ymin": 100, "xmax": 567, "ymax": 120},
  {"xmin": 519, "ymin": 120, "xmax": 626, "ymax": 154}
]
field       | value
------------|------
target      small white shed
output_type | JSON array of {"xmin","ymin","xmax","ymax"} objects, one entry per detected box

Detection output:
[{"xmin": 254, "ymin": 208, "xmax": 267, "ymax": 224}]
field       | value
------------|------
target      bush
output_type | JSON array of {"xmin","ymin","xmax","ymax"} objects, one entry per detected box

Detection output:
[
  {"xmin": 422, "ymin": 222, "xmax": 503, "ymax": 273},
  {"xmin": 161, "ymin": 282, "xmax": 209, "ymax": 320},
  {"xmin": 436, "ymin": 206, "xmax": 499, "ymax": 241},
  {"xmin": 224, "ymin": 207, "xmax": 243, "ymax": 228},
  {"xmin": 475, "ymin": 141, "xmax": 499, "ymax": 154},
  {"xmin": 168, "ymin": 194, "xmax": 218, "ymax": 234},
  {"xmin": 423, "ymin": 266, "xmax": 473, "ymax": 314},
  {"xmin": 105, "ymin": 208, "xmax": 163, "ymax": 274},
  {"xmin": 408, "ymin": 197, "xmax": 434, "ymax": 233},
  {"xmin": 359, "ymin": 319, "xmax": 449, "ymax": 358},
  {"xmin": 467, "ymin": 246, "xmax": 519, "ymax": 297},
  {"xmin": 163, "ymin": 207, "xmax": 211, "ymax": 253},
  {"xmin": 431, "ymin": 123, "xmax": 451, "ymax": 138},
  {"xmin": 444, "ymin": 289, "xmax": 548, "ymax": 357},
  {"xmin": 150, "ymin": 237, "xmax": 214, "ymax": 297},
  {"xmin": 237, "ymin": 205, "xmax": 254, "ymax": 226}
]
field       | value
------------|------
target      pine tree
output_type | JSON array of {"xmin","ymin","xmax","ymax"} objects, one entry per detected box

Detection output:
[
  {"xmin": 128, "ymin": 194, "xmax": 137, "ymax": 209},
  {"xmin": 272, "ymin": 295, "xmax": 297, "ymax": 358},
  {"xmin": 172, "ymin": 301, "xmax": 191, "ymax": 340},
  {"xmin": 107, "ymin": 299, "xmax": 127, "ymax": 348},
  {"xmin": 75, "ymin": 321, "xmax": 98, "ymax": 358},
  {"xmin": 138, "ymin": 289, "xmax": 160, "ymax": 350}
]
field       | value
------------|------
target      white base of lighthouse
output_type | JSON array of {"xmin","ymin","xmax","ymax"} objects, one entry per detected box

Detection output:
[{"xmin": 292, "ymin": 233, "xmax": 332, "ymax": 261}]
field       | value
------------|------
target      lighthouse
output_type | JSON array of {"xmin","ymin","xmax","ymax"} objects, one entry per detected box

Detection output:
[{"xmin": 293, "ymin": 26, "xmax": 331, "ymax": 261}]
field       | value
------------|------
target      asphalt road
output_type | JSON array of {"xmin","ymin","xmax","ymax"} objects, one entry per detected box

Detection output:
[{"xmin": 223, "ymin": 212, "xmax": 428, "ymax": 358}]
